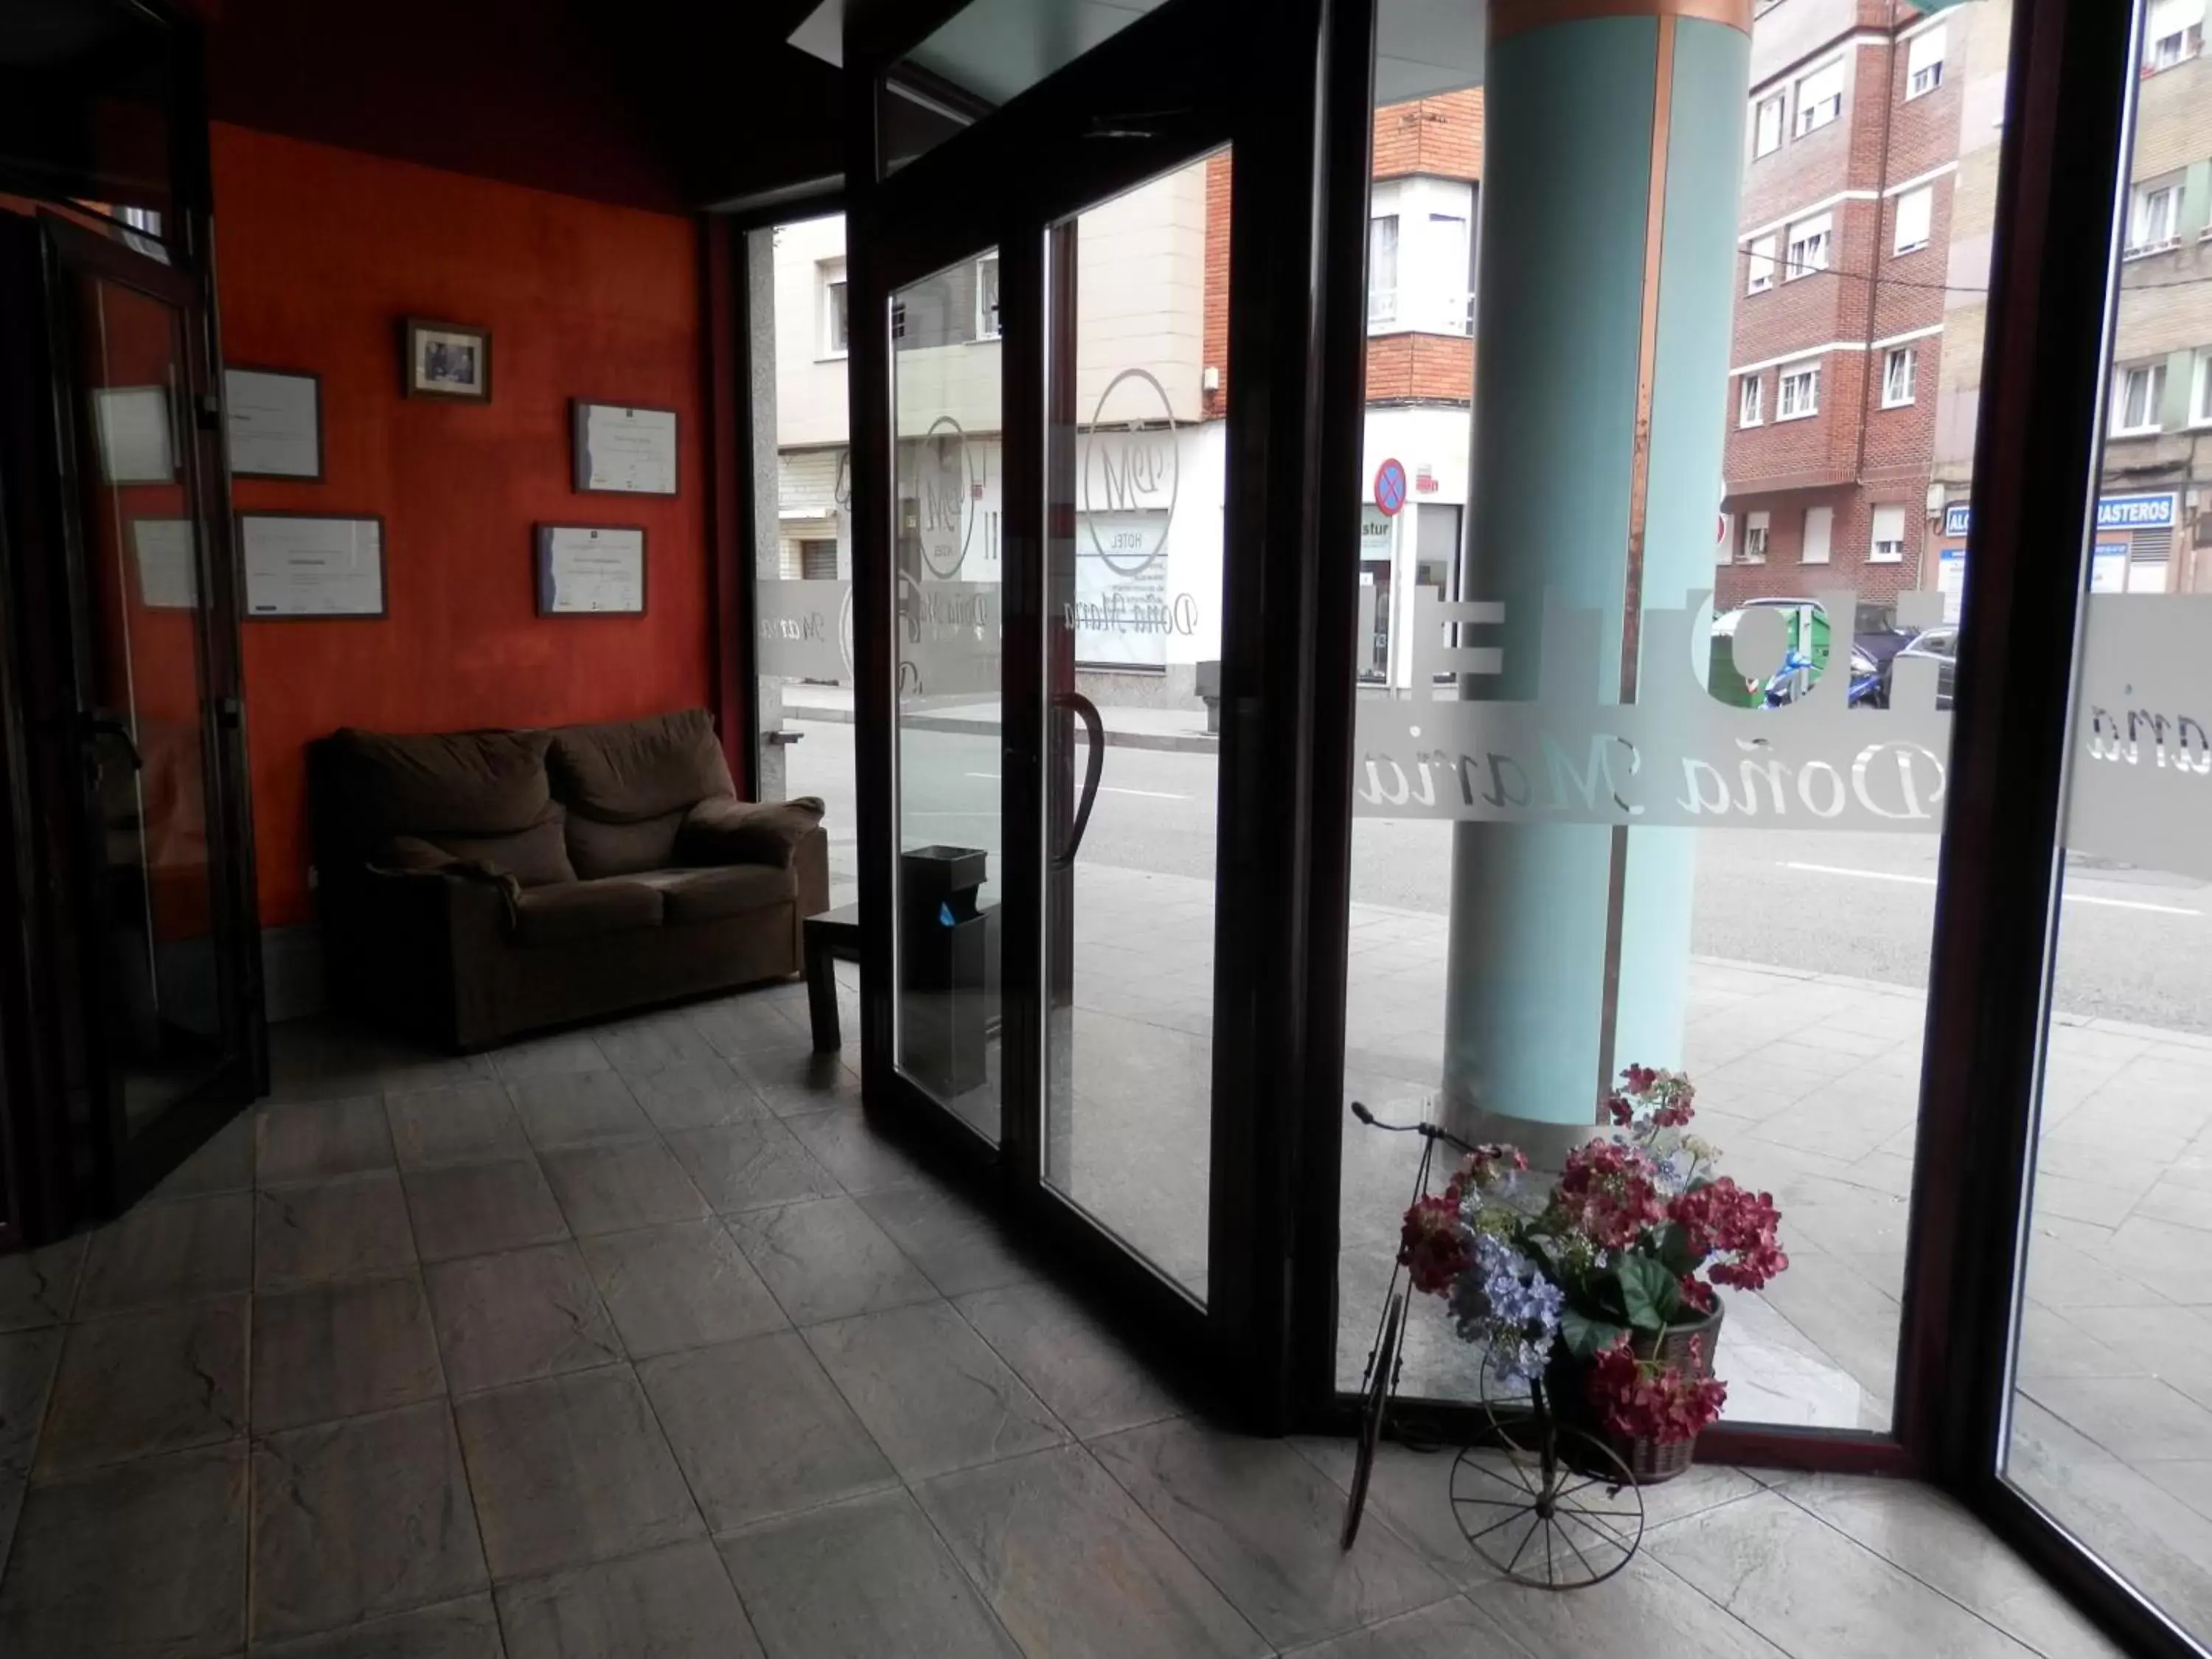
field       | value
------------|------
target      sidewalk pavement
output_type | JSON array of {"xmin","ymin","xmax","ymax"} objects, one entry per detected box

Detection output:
[{"xmin": 776, "ymin": 683, "xmax": 1218, "ymax": 754}]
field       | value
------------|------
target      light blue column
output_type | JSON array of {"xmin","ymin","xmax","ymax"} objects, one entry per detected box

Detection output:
[{"xmin": 1441, "ymin": 4, "xmax": 1750, "ymax": 1163}]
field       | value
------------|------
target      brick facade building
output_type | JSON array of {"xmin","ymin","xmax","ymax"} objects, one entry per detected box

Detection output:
[{"xmin": 1718, "ymin": 0, "xmax": 1974, "ymax": 612}]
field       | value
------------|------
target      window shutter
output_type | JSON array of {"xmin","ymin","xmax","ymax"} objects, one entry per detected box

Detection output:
[
  {"xmin": 1804, "ymin": 507, "xmax": 1834, "ymax": 565},
  {"xmin": 2163, "ymin": 349, "xmax": 2196, "ymax": 430},
  {"xmin": 2185, "ymin": 161, "xmax": 2212, "ymax": 239}
]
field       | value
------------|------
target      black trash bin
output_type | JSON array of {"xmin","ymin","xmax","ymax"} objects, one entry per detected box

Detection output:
[{"xmin": 899, "ymin": 845, "xmax": 992, "ymax": 1096}]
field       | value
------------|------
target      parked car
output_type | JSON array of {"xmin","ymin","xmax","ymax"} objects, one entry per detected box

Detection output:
[
  {"xmin": 1876, "ymin": 623, "xmax": 1957, "ymax": 710},
  {"xmin": 1710, "ymin": 599, "xmax": 1918, "ymax": 707}
]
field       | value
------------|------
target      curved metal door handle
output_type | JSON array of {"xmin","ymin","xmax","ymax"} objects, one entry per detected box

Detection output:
[
  {"xmin": 85, "ymin": 714, "xmax": 144, "ymax": 772},
  {"xmin": 1052, "ymin": 691, "xmax": 1104, "ymax": 869}
]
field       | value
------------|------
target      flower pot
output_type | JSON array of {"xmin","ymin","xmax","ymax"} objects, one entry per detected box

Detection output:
[{"xmin": 1545, "ymin": 1301, "xmax": 1725, "ymax": 1486}]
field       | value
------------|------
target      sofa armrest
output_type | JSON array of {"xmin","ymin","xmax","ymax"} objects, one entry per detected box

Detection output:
[
  {"xmin": 678, "ymin": 796, "xmax": 826, "ymax": 867},
  {"xmin": 793, "ymin": 825, "xmax": 830, "ymax": 919},
  {"xmin": 345, "ymin": 866, "xmax": 512, "ymax": 1048}
]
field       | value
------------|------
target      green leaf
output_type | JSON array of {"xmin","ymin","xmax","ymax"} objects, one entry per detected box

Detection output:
[
  {"xmin": 1650, "ymin": 1222, "xmax": 1699, "ymax": 1276},
  {"xmin": 1559, "ymin": 1310, "xmax": 1628, "ymax": 1358},
  {"xmin": 1616, "ymin": 1253, "xmax": 1683, "ymax": 1332}
]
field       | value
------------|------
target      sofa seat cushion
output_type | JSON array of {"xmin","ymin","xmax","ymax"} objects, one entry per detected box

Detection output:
[
  {"xmin": 420, "ymin": 804, "xmax": 576, "ymax": 887},
  {"xmin": 628, "ymin": 863, "xmax": 794, "ymax": 925},
  {"xmin": 510, "ymin": 879, "xmax": 664, "ymax": 945}
]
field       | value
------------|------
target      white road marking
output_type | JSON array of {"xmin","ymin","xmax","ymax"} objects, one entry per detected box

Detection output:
[
  {"xmin": 966, "ymin": 771, "xmax": 1001, "ymax": 780},
  {"xmin": 1781, "ymin": 861, "xmax": 2200, "ymax": 917},
  {"xmin": 1099, "ymin": 786, "xmax": 1186, "ymax": 800}
]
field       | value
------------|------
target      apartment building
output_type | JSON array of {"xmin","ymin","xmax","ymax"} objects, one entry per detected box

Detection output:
[{"xmin": 1719, "ymin": 0, "xmax": 1972, "ymax": 612}]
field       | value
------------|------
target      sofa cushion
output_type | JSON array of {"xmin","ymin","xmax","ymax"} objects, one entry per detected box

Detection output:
[
  {"xmin": 421, "ymin": 804, "xmax": 576, "ymax": 888},
  {"xmin": 678, "ymin": 797, "xmax": 826, "ymax": 866},
  {"xmin": 629, "ymin": 863, "xmax": 794, "ymax": 925},
  {"xmin": 547, "ymin": 710, "xmax": 734, "ymax": 824},
  {"xmin": 330, "ymin": 728, "xmax": 553, "ymax": 841},
  {"xmin": 509, "ymin": 879, "xmax": 664, "ymax": 945},
  {"xmin": 564, "ymin": 808, "xmax": 689, "ymax": 881}
]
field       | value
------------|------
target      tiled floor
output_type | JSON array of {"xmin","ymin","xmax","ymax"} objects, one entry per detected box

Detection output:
[{"xmin": 0, "ymin": 975, "xmax": 2132, "ymax": 1658}]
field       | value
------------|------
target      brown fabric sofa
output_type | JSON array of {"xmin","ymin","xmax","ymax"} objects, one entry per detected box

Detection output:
[{"xmin": 307, "ymin": 709, "xmax": 828, "ymax": 1050}]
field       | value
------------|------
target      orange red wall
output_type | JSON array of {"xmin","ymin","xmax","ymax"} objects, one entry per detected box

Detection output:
[{"xmin": 212, "ymin": 122, "xmax": 711, "ymax": 928}]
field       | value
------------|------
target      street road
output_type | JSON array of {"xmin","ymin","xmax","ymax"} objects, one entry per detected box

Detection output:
[{"xmin": 787, "ymin": 718, "xmax": 2212, "ymax": 1034}]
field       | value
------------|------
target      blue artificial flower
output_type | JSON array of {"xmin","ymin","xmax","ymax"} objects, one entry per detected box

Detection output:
[{"xmin": 1448, "ymin": 1232, "xmax": 1567, "ymax": 1388}]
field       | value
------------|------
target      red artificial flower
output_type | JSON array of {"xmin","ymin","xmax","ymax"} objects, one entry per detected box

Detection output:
[
  {"xmin": 1455, "ymin": 1143, "xmax": 1529, "ymax": 1193},
  {"xmin": 1669, "ymin": 1178, "xmax": 1790, "ymax": 1292},
  {"xmin": 1678, "ymin": 1273, "xmax": 1717, "ymax": 1314},
  {"xmin": 1586, "ymin": 1335, "xmax": 1729, "ymax": 1444},
  {"xmin": 1620, "ymin": 1064, "xmax": 1660, "ymax": 1096},
  {"xmin": 1605, "ymin": 1093, "xmax": 1635, "ymax": 1127},
  {"xmin": 1397, "ymin": 1194, "xmax": 1470, "ymax": 1295},
  {"xmin": 1552, "ymin": 1140, "xmax": 1666, "ymax": 1251}
]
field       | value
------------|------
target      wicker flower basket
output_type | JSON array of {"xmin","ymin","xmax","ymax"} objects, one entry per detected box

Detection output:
[{"xmin": 1545, "ymin": 1302, "xmax": 1726, "ymax": 1485}]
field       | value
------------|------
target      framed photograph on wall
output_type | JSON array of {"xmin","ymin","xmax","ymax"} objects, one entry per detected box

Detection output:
[
  {"xmin": 402, "ymin": 318, "xmax": 492, "ymax": 402},
  {"xmin": 535, "ymin": 524, "xmax": 646, "ymax": 616},
  {"xmin": 224, "ymin": 366, "xmax": 324, "ymax": 479},
  {"xmin": 240, "ymin": 512, "xmax": 386, "ymax": 619},
  {"xmin": 571, "ymin": 400, "xmax": 678, "ymax": 495}
]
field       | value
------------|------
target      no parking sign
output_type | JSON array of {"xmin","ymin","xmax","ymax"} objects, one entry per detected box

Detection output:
[{"xmin": 1374, "ymin": 458, "xmax": 1408, "ymax": 517}]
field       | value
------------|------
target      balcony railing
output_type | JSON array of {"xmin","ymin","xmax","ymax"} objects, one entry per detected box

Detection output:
[{"xmin": 1366, "ymin": 287, "xmax": 1473, "ymax": 337}]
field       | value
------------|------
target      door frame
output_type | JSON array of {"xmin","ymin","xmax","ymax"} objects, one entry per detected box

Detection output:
[{"xmin": 841, "ymin": 0, "xmax": 1371, "ymax": 1420}]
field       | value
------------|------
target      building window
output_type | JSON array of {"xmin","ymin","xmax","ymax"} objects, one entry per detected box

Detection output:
[
  {"xmin": 1906, "ymin": 24, "xmax": 1947, "ymax": 98},
  {"xmin": 975, "ymin": 254, "xmax": 1001, "ymax": 339},
  {"xmin": 1882, "ymin": 347, "xmax": 1918, "ymax": 408},
  {"xmin": 891, "ymin": 295, "xmax": 907, "ymax": 341},
  {"xmin": 2146, "ymin": 0, "xmax": 2205, "ymax": 70},
  {"xmin": 1803, "ymin": 505, "xmax": 1834, "ymax": 565},
  {"xmin": 1745, "ymin": 234, "xmax": 1777, "ymax": 294},
  {"xmin": 1430, "ymin": 213, "xmax": 1472, "ymax": 334},
  {"xmin": 1753, "ymin": 93, "xmax": 1786, "ymax": 158},
  {"xmin": 2114, "ymin": 361, "xmax": 2166, "ymax": 434},
  {"xmin": 1368, "ymin": 213, "xmax": 1399, "ymax": 328},
  {"xmin": 821, "ymin": 262, "xmax": 849, "ymax": 356},
  {"xmin": 1795, "ymin": 59, "xmax": 1845, "ymax": 136},
  {"xmin": 2193, "ymin": 349, "xmax": 2212, "ymax": 426},
  {"xmin": 1739, "ymin": 374, "xmax": 1764, "ymax": 426},
  {"xmin": 1743, "ymin": 510, "xmax": 1770, "ymax": 563},
  {"xmin": 1893, "ymin": 186, "xmax": 1933, "ymax": 254},
  {"xmin": 1778, "ymin": 360, "xmax": 1821, "ymax": 420},
  {"xmin": 1870, "ymin": 504, "xmax": 1907, "ymax": 563},
  {"xmin": 1784, "ymin": 212, "xmax": 1832, "ymax": 280},
  {"xmin": 2126, "ymin": 178, "xmax": 2184, "ymax": 255}
]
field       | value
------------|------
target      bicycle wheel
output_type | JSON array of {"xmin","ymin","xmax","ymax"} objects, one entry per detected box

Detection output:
[
  {"xmin": 1341, "ymin": 1290, "xmax": 1404, "ymax": 1549},
  {"xmin": 1450, "ymin": 1424, "xmax": 1644, "ymax": 1590}
]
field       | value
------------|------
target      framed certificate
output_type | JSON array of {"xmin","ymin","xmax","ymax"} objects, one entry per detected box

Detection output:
[
  {"xmin": 131, "ymin": 518, "xmax": 200, "ymax": 610},
  {"xmin": 225, "ymin": 366, "xmax": 324, "ymax": 480},
  {"xmin": 572, "ymin": 401, "xmax": 678, "ymax": 496},
  {"xmin": 536, "ymin": 524, "xmax": 646, "ymax": 616},
  {"xmin": 93, "ymin": 386, "xmax": 175, "ymax": 484},
  {"xmin": 240, "ymin": 513, "xmax": 386, "ymax": 619}
]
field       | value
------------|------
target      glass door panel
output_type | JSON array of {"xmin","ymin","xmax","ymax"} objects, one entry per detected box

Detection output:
[
  {"xmin": 891, "ymin": 250, "xmax": 1005, "ymax": 1141},
  {"xmin": 63, "ymin": 267, "xmax": 232, "ymax": 1137},
  {"xmin": 1042, "ymin": 150, "xmax": 1232, "ymax": 1298}
]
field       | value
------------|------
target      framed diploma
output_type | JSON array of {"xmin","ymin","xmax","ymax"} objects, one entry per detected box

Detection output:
[
  {"xmin": 536, "ymin": 524, "xmax": 646, "ymax": 616},
  {"xmin": 572, "ymin": 401, "xmax": 678, "ymax": 496},
  {"xmin": 240, "ymin": 513, "xmax": 386, "ymax": 619},
  {"xmin": 131, "ymin": 518, "xmax": 200, "ymax": 610},
  {"xmin": 225, "ymin": 366, "xmax": 324, "ymax": 480},
  {"xmin": 93, "ymin": 386, "xmax": 175, "ymax": 484}
]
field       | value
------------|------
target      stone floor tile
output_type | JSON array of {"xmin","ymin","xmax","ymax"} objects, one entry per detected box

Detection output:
[
  {"xmin": 724, "ymin": 1197, "xmax": 935, "ymax": 1325},
  {"xmin": 251, "ymin": 1402, "xmax": 487, "ymax": 1644},
  {"xmin": 2020, "ymin": 1374, "xmax": 2212, "ymax": 1463},
  {"xmin": 0, "ymin": 1326, "xmax": 63, "ymax": 1486},
  {"xmin": 956, "ymin": 1279, "xmax": 1186, "ymax": 1439},
  {"xmin": 491, "ymin": 1033, "xmax": 611, "ymax": 1080},
  {"xmin": 577, "ymin": 1220, "xmax": 786, "ymax": 1359},
  {"xmin": 804, "ymin": 1299, "xmax": 1066, "ymax": 1481},
  {"xmin": 855, "ymin": 1180, "xmax": 1036, "ymax": 1297},
  {"xmin": 717, "ymin": 1487, "xmax": 1023, "ymax": 1658},
  {"xmin": 1648, "ymin": 1489, "xmax": 2042, "ymax": 1658},
  {"xmin": 251, "ymin": 1274, "xmax": 446, "ymax": 1432},
  {"xmin": 625, "ymin": 1057, "xmax": 774, "ymax": 1132},
  {"xmin": 256, "ymin": 1098, "xmax": 395, "ymax": 1186},
  {"xmin": 785, "ymin": 1106, "xmax": 930, "ymax": 1194},
  {"xmin": 1280, "ymin": 1596, "xmax": 1530, "ymax": 1658},
  {"xmin": 403, "ymin": 1156, "xmax": 570, "ymax": 1262},
  {"xmin": 661, "ymin": 1120, "xmax": 841, "ymax": 1214},
  {"xmin": 35, "ymin": 1300, "xmax": 247, "ymax": 1477},
  {"xmin": 539, "ymin": 1137, "xmax": 711, "ymax": 1237},
  {"xmin": 917, "ymin": 1444, "xmax": 1269, "ymax": 1658},
  {"xmin": 496, "ymin": 1537, "xmax": 764, "ymax": 1659},
  {"xmin": 1461, "ymin": 1559, "xmax": 1789, "ymax": 1658},
  {"xmin": 253, "ymin": 1593, "xmax": 504, "ymax": 1658},
  {"xmin": 509, "ymin": 1072, "xmax": 651, "ymax": 1149},
  {"xmin": 1089, "ymin": 1417, "xmax": 1453, "ymax": 1649},
  {"xmin": 386, "ymin": 1082, "xmax": 532, "ymax": 1170},
  {"xmin": 0, "ymin": 1237, "xmax": 86, "ymax": 1332},
  {"xmin": 592, "ymin": 1014, "xmax": 726, "ymax": 1077},
  {"xmin": 0, "ymin": 1442, "xmax": 246, "ymax": 1659},
  {"xmin": 77, "ymin": 1190, "xmax": 252, "ymax": 1315},
  {"xmin": 454, "ymin": 1368, "xmax": 703, "ymax": 1581},
  {"xmin": 256, "ymin": 1172, "xmax": 417, "ymax": 1290},
  {"xmin": 639, "ymin": 1330, "xmax": 895, "ymax": 1532},
  {"xmin": 424, "ymin": 1244, "xmax": 622, "ymax": 1394},
  {"xmin": 150, "ymin": 1113, "xmax": 256, "ymax": 1203}
]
